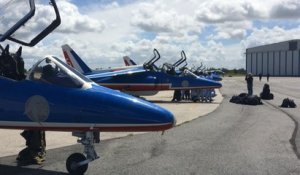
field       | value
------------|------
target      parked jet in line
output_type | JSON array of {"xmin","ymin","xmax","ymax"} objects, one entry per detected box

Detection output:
[
  {"xmin": 124, "ymin": 51, "xmax": 223, "ymax": 82},
  {"xmin": 62, "ymin": 45, "xmax": 222, "ymax": 96},
  {"xmin": 0, "ymin": 47, "xmax": 175, "ymax": 174},
  {"xmin": 0, "ymin": 1, "xmax": 175, "ymax": 174}
]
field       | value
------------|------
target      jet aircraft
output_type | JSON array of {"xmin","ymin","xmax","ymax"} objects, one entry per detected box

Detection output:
[
  {"xmin": 62, "ymin": 45, "xmax": 222, "ymax": 96},
  {"xmin": 0, "ymin": 48, "xmax": 175, "ymax": 174},
  {"xmin": 123, "ymin": 51, "xmax": 223, "ymax": 83},
  {"xmin": 0, "ymin": 0, "xmax": 175, "ymax": 174}
]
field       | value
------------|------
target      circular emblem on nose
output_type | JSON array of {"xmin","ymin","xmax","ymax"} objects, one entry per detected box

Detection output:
[
  {"xmin": 25, "ymin": 95, "xmax": 50, "ymax": 122},
  {"xmin": 181, "ymin": 80, "xmax": 189, "ymax": 87}
]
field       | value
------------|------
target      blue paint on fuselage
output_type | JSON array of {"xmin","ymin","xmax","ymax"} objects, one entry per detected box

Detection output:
[
  {"xmin": 0, "ymin": 77, "xmax": 174, "ymax": 125},
  {"xmin": 88, "ymin": 70, "xmax": 222, "ymax": 89}
]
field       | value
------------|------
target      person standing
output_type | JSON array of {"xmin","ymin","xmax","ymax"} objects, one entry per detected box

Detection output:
[
  {"xmin": 171, "ymin": 90, "xmax": 182, "ymax": 102},
  {"xmin": 267, "ymin": 73, "xmax": 270, "ymax": 82},
  {"xmin": 17, "ymin": 130, "xmax": 46, "ymax": 165},
  {"xmin": 245, "ymin": 73, "xmax": 253, "ymax": 95},
  {"xmin": 259, "ymin": 73, "xmax": 262, "ymax": 81},
  {"xmin": 0, "ymin": 46, "xmax": 47, "ymax": 165},
  {"xmin": 184, "ymin": 89, "xmax": 191, "ymax": 101}
]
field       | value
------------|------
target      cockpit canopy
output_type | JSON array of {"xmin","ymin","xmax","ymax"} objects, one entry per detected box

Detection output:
[
  {"xmin": 180, "ymin": 69, "xmax": 198, "ymax": 78},
  {"xmin": 28, "ymin": 56, "xmax": 92, "ymax": 89}
]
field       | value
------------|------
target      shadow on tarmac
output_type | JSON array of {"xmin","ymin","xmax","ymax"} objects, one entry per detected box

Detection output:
[
  {"xmin": 0, "ymin": 145, "xmax": 78, "ymax": 175},
  {"xmin": 0, "ymin": 164, "xmax": 67, "ymax": 175}
]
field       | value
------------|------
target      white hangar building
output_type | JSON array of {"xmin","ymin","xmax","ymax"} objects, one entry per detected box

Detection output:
[{"xmin": 246, "ymin": 40, "xmax": 300, "ymax": 76}]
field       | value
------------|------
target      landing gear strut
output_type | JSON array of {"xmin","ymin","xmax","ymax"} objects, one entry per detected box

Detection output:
[{"xmin": 66, "ymin": 131, "xmax": 100, "ymax": 175}]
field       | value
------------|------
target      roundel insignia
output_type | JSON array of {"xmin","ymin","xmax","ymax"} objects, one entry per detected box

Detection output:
[
  {"xmin": 181, "ymin": 80, "xmax": 189, "ymax": 87},
  {"xmin": 25, "ymin": 95, "xmax": 50, "ymax": 122}
]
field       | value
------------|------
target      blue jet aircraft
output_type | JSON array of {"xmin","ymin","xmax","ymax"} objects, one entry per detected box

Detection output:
[
  {"xmin": 0, "ymin": 47, "xmax": 175, "ymax": 174},
  {"xmin": 0, "ymin": 0, "xmax": 175, "ymax": 174},
  {"xmin": 126, "ymin": 51, "xmax": 223, "ymax": 82},
  {"xmin": 62, "ymin": 45, "xmax": 222, "ymax": 96}
]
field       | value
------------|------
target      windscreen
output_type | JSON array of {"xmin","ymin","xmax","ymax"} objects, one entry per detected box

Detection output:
[
  {"xmin": 53, "ymin": 57, "xmax": 93, "ymax": 83},
  {"xmin": 29, "ymin": 57, "xmax": 84, "ymax": 88},
  {"xmin": 181, "ymin": 69, "xmax": 198, "ymax": 78}
]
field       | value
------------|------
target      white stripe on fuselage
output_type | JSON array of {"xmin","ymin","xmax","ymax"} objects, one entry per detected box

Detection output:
[
  {"xmin": 0, "ymin": 121, "xmax": 171, "ymax": 128},
  {"xmin": 99, "ymin": 83, "xmax": 171, "ymax": 86},
  {"xmin": 98, "ymin": 83, "xmax": 219, "ymax": 89}
]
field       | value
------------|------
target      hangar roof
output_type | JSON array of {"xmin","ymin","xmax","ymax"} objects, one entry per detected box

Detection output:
[{"xmin": 246, "ymin": 39, "xmax": 300, "ymax": 53}]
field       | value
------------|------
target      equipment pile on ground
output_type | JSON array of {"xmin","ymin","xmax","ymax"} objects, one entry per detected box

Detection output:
[
  {"xmin": 260, "ymin": 84, "xmax": 274, "ymax": 100},
  {"xmin": 280, "ymin": 98, "xmax": 296, "ymax": 108},
  {"xmin": 230, "ymin": 93, "xmax": 262, "ymax": 105}
]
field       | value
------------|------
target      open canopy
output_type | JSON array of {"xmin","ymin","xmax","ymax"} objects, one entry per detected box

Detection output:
[{"xmin": 0, "ymin": 0, "xmax": 60, "ymax": 47}]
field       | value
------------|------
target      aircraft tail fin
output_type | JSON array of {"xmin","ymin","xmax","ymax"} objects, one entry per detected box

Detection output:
[
  {"xmin": 123, "ymin": 56, "xmax": 137, "ymax": 66},
  {"xmin": 61, "ymin": 44, "xmax": 92, "ymax": 74}
]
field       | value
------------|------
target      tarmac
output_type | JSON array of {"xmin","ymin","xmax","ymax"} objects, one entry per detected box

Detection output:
[
  {"xmin": 0, "ymin": 89, "xmax": 223, "ymax": 157},
  {"xmin": 1, "ymin": 77, "xmax": 300, "ymax": 174}
]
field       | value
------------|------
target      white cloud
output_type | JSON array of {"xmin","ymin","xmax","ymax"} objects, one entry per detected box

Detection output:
[
  {"xmin": 209, "ymin": 21, "xmax": 253, "ymax": 40},
  {"xmin": 0, "ymin": 0, "xmax": 105, "ymax": 41},
  {"xmin": 195, "ymin": 0, "xmax": 266, "ymax": 23},
  {"xmin": 270, "ymin": 0, "xmax": 300, "ymax": 19},
  {"xmin": 55, "ymin": 1, "xmax": 106, "ymax": 34},
  {"xmin": 241, "ymin": 26, "xmax": 300, "ymax": 49},
  {"xmin": 131, "ymin": 2, "xmax": 202, "ymax": 35},
  {"xmin": 2, "ymin": 0, "xmax": 300, "ymax": 70}
]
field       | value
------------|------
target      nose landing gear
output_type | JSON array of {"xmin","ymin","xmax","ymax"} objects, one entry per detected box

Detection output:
[{"xmin": 66, "ymin": 131, "xmax": 100, "ymax": 175}]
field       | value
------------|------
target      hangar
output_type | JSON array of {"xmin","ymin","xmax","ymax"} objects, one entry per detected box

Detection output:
[{"xmin": 246, "ymin": 40, "xmax": 300, "ymax": 76}]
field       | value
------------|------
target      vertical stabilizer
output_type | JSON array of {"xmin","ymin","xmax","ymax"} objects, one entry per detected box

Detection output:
[
  {"xmin": 123, "ymin": 56, "xmax": 137, "ymax": 66},
  {"xmin": 62, "ymin": 44, "xmax": 92, "ymax": 74}
]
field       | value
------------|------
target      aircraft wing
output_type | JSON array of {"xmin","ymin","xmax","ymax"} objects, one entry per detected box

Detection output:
[{"xmin": 86, "ymin": 67, "xmax": 147, "ymax": 79}]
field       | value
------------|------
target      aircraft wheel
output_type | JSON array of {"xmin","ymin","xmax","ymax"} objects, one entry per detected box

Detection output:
[{"xmin": 66, "ymin": 153, "xmax": 88, "ymax": 175}]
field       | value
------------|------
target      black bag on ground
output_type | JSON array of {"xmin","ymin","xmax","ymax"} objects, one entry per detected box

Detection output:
[
  {"xmin": 238, "ymin": 93, "xmax": 248, "ymax": 98},
  {"xmin": 244, "ymin": 95, "xmax": 262, "ymax": 105},
  {"xmin": 229, "ymin": 95, "xmax": 239, "ymax": 103},
  {"xmin": 280, "ymin": 98, "xmax": 297, "ymax": 108},
  {"xmin": 230, "ymin": 93, "xmax": 262, "ymax": 105},
  {"xmin": 280, "ymin": 98, "xmax": 289, "ymax": 108},
  {"xmin": 260, "ymin": 83, "xmax": 274, "ymax": 100},
  {"xmin": 289, "ymin": 99, "xmax": 297, "ymax": 108}
]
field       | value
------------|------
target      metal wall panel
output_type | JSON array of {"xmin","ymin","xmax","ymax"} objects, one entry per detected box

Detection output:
[
  {"xmin": 246, "ymin": 54, "xmax": 251, "ymax": 73},
  {"xmin": 293, "ymin": 51, "xmax": 299, "ymax": 76},
  {"xmin": 280, "ymin": 51, "xmax": 286, "ymax": 76},
  {"xmin": 286, "ymin": 51, "xmax": 293, "ymax": 76},
  {"xmin": 268, "ymin": 52, "xmax": 274, "ymax": 75},
  {"xmin": 257, "ymin": 52, "xmax": 262, "ymax": 75},
  {"xmin": 246, "ymin": 40, "xmax": 300, "ymax": 76},
  {"xmin": 247, "ymin": 40, "xmax": 300, "ymax": 53},
  {"xmin": 252, "ymin": 53, "xmax": 257, "ymax": 75},
  {"xmin": 247, "ymin": 41, "xmax": 289, "ymax": 52},
  {"xmin": 274, "ymin": 51, "xmax": 280, "ymax": 76},
  {"xmin": 263, "ymin": 52, "xmax": 268, "ymax": 75}
]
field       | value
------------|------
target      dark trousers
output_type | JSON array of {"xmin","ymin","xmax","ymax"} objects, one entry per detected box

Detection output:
[{"xmin": 247, "ymin": 84, "xmax": 253, "ymax": 95}]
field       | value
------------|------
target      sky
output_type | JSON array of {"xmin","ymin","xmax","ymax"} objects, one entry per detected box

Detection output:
[{"xmin": 1, "ymin": 0, "xmax": 300, "ymax": 69}]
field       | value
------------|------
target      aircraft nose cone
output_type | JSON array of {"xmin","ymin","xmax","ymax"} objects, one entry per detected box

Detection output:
[
  {"xmin": 200, "ymin": 77, "xmax": 222, "ymax": 88},
  {"xmin": 86, "ymin": 85, "xmax": 176, "ymax": 131},
  {"xmin": 212, "ymin": 80, "xmax": 222, "ymax": 88},
  {"xmin": 141, "ymin": 103, "xmax": 176, "ymax": 129},
  {"xmin": 113, "ymin": 94, "xmax": 176, "ymax": 131}
]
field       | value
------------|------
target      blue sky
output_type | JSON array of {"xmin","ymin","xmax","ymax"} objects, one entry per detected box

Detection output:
[{"xmin": 2, "ymin": 0, "xmax": 300, "ymax": 69}]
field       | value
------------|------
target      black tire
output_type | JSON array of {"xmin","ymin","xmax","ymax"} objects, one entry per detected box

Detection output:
[{"xmin": 66, "ymin": 153, "xmax": 88, "ymax": 175}]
